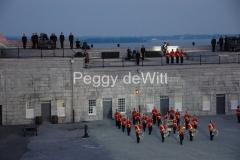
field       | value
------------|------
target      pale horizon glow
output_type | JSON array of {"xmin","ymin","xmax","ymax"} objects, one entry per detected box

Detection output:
[{"xmin": 0, "ymin": 0, "xmax": 239, "ymax": 37}]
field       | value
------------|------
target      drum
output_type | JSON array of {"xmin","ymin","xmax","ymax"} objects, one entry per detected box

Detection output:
[
  {"xmin": 163, "ymin": 130, "xmax": 169, "ymax": 137},
  {"xmin": 138, "ymin": 131, "xmax": 144, "ymax": 139},
  {"xmin": 167, "ymin": 120, "xmax": 173, "ymax": 128},
  {"xmin": 191, "ymin": 129, "xmax": 198, "ymax": 136},
  {"xmin": 212, "ymin": 129, "xmax": 219, "ymax": 136}
]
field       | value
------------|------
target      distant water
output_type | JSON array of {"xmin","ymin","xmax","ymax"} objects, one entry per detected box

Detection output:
[
  {"xmin": 91, "ymin": 39, "xmax": 212, "ymax": 49},
  {"xmin": 5, "ymin": 36, "xmax": 211, "ymax": 49}
]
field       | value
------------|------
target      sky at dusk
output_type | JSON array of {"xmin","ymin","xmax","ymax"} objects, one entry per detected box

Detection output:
[{"xmin": 0, "ymin": 0, "xmax": 239, "ymax": 37}]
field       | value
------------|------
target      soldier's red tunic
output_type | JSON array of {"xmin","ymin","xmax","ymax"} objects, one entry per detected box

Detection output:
[
  {"xmin": 121, "ymin": 117, "xmax": 126, "ymax": 126},
  {"xmin": 175, "ymin": 111, "xmax": 180, "ymax": 120},
  {"xmin": 134, "ymin": 112, "xmax": 140, "ymax": 121},
  {"xmin": 147, "ymin": 118, "xmax": 153, "ymax": 127},
  {"xmin": 156, "ymin": 112, "xmax": 162, "ymax": 120},
  {"xmin": 126, "ymin": 120, "xmax": 132, "ymax": 128},
  {"xmin": 141, "ymin": 116, "xmax": 147, "ymax": 124},
  {"xmin": 152, "ymin": 108, "xmax": 157, "ymax": 116},
  {"xmin": 160, "ymin": 125, "xmax": 166, "ymax": 133},
  {"xmin": 135, "ymin": 124, "xmax": 142, "ymax": 133},
  {"xmin": 172, "ymin": 119, "xmax": 177, "ymax": 127}
]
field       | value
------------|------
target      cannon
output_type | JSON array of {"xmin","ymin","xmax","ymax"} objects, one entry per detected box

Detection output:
[{"xmin": 38, "ymin": 33, "xmax": 52, "ymax": 49}]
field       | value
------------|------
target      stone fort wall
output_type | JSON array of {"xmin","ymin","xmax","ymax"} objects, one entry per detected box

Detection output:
[{"xmin": 0, "ymin": 56, "xmax": 239, "ymax": 125}]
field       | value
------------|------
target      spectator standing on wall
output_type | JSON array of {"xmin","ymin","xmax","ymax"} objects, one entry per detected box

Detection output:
[
  {"xmin": 31, "ymin": 33, "xmax": 35, "ymax": 48},
  {"xmin": 141, "ymin": 45, "xmax": 145, "ymax": 60},
  {"xmin": 211, "ymin": 37, "xmax": 216, "ymax": 52},
  {"xmin": 136, "ymin": 50, "xmax": 140, "ymax": 65},
  {"xmin": 162, "ymin": 41, "xmax": 168, "ymax": 56},
  {"xmin": 59, "ymin": 32, "xmax": 65, "ymax": 48},
  {"xmin": 127, "ymin": 47, "xmax": 132, "ymax": 60},
  {"xmin": 22, "ymin": 34, "xmax": 27, "ymax": 49},
  {"xmin": 34, "ymin": 33, "xmax": 39, "ymax": 49},
  {"xmin": 180, "ymin": 49, "xmax": 184, "ymax": 63},
  {"xmin": 219, "ymin": 36, "xmax": 223, "ymax": 51},
  {"xmin": 84, "ymin": 50, "xmax": 89, "ymax": 63},
  {"xmin": 224, "ymin": 35, "xmax": 228, "ymax": 51},
  {"xmin": 50, "ymin": 33, "xmax": 55, "ymax": 48},
  {"xmin": 69, "ymin": 33, "xmax": 74, "ymax": 49},
  {"xmin": 53, "ymin": 33, "xmax": 57, "ymax": 48}
]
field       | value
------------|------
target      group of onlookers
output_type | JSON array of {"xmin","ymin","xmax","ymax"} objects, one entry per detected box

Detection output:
[
  {"xmin": 21, "ymin": 32, "xmax": 81, "ymax": 49},
  {"xmin": 211, "ymin": 35, "xmax": 240, "ymax": 52}
]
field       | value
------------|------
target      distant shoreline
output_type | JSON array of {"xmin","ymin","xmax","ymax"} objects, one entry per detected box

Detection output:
[{"xmin": 5, "ymin": 34, "xmax": 240, "ymax": 43}]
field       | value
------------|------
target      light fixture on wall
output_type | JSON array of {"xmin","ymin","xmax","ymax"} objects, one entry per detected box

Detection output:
[
  {"xmin": 71, "ymin": 58, "xmax": 74, "ymax": 64},
  {"xmin": 135, "ymin": 88, "xmax": 139, "ymax": 94}
]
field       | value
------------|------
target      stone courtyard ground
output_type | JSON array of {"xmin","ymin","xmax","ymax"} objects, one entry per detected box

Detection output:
[{"xmin": 0, "ymin": 115, "xmax": 240, "ymax": 160}]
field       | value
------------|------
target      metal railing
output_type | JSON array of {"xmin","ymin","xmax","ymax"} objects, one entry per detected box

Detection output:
[
  {"xmin": 0, "ymin": 47, "xmax": 74, "ymax": 58},
  {"xmin": 1, "ymin": 48, "xmax": 239, "ymax": 68},
  {"xmin": 85, "ymin": 54, "xmax": 240, "ymax": 68}
]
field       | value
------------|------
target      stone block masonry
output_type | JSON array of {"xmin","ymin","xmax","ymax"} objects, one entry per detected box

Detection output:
[{"xmin": 0, "ymin": 55, "xmax": 239, "ymax": 125}]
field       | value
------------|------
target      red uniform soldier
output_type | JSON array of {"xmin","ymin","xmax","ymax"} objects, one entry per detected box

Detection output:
[
  {"xmin": 160, "ymin": 124, "xmax": 167, "ymax": 142},
  {"xmin": 135, "ymin": 122, "xmax": 142, "ymax": 143},
  {"xmin": 141, "ymin": 114, "xmax": 147, "ymax": 132},
  {"xmin": 172, "ymin": 117, "xmax": 177, "ymax": 134},
  {"xmin": 170, "ymin": 49, "xmax": 175, "ymax": 64},
  {"xmin": 208, "ymin": 120, "xmax": 215, "ymax": 141},
  {"xmin": 126, "ymin": 118, "xmax": 132, "ymax": 136},
  {"xmin": 169, "ymin": 107, "xmax": 175, "ymax": 119},
  {"xmin": 184, "ymin": 111, "xmax": 190, "ymax": 130},
  {"xmin": 134, "ymin": 110, "xmax": 140, "ymax": 124},
  {"xmin": 164, "ymin": 112, "xmax": 169, "ymax": 121},
  {"xmin": 175, "ymin": 109, "xmax": 181, "ymax": 126},
  {"xmin": 114, "ymin": 109, "xmax": 120, "ymax": 126},
  {"xmin": 188, "ymin": 120, "xmax": 194, "ymax": 141},
  {"xmin": 132, "ymin": 108, "xmax": 137, "ymax": 124},
  {"xmin": 152, "ymin": 107, "xmax": 157, "ymax": 124},
  {"xmin": 175, "ymin": 48, "xmax": 180, "ymax": 63},
  {"xmin": 156, "ymin": 111, "xmax": 162, "ymax": 126},
  {"xmin": 180, "ymin": 49, "xmax": 184, "ymax": 63},
  {"xmin": 192, "ymin": 115, "xmax": 198, "ymax": 129},
  {"xmin": 117, "ymin": 114, "xmax": 122, "ymax": 129},
  {"xmin": 147, "ymin": 116, "xmax": 153, "ymax": 135},
  {"xmin": 121, "ymin": 115, "xmax": 126, "ymax": 132},
  {"xmin": 237, "ymin": 106, "xmax": 240, "ymax": 123},
  {"xmin": 177, "ymin": 124, "xmax": 185, "ymax": 145},
  {"xmin": 165, "ymin": 50, "xmax": 170, "ymax": 64}
]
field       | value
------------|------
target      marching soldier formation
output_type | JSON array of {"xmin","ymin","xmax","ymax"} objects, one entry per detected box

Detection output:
[
  {"xmin": 177, "ymin": 123, "xmax": 185, "ymax": 145},
  {"xmin": 208, "ymin": 120, "xmax": 215, "ymax": 141},
  {"xmin": 141, "ymin": 114, "xmax": 147, "ymax": 132},
  {"xmin": 147, "ymin": 116, "xmax": 153, "ymax": 135},
  {"xmin": 135, "ymin": 121, "xmax": 142, "ymax": 143},
  {"xmin": 188, "ymin": 120, "xmax": 194, "ymax": 141},
  {"xmin": 113, "ymin": 107, "xmax": 222, "ymax": 145},
  {"xmin": 126, "ymin": 118, "xmax": 132, "ymax": 136}
]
